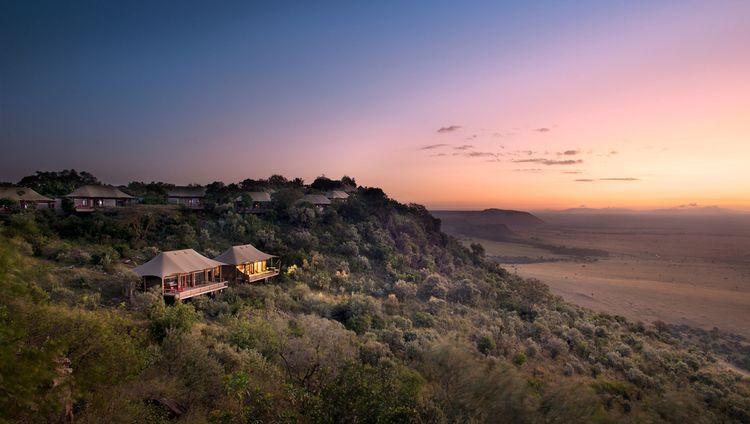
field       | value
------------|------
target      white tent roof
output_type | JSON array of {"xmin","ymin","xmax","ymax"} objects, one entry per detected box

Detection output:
[
  {"xmin": 214, "ymin": 244, "xmax": 275, "ymax": 265},
  {"xmin": 133, "ymin": 249, "xmax": 226, "ymax": 278}
]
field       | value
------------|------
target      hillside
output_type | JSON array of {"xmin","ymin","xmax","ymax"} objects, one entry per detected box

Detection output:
[
  {"xmin": 1, "ymin": 176, "xmax": 749, "ymax": 423},
  {"xmin": 431, "ymin": 209, "xmax": 544, "ymax": 242}
]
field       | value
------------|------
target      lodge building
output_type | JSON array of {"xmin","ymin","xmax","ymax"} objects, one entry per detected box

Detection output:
[
  {"xmin": 66, "ymin": 185, "xmax": 135, "ymax": 212},
  {"xmin": 167, "ymin": 186, "xmax": 206, "ymax": 209},
  {"xmin": 133, "ymin": 244, "xmax": 279, "ymax": 301},
  {"xmin": 214, "ymin": 244, "xmax": 280, "ymax": 284},
  {"xmin": 235, "ymin": 191, "xmax": 272, "ymax": 213},
  {"xmin": 0, "ymin": 186, "xmax": 55, "ymax": 211},
  {"xmin": 133, "ymin": 249, "xmax": 228, "ymax": 301}
]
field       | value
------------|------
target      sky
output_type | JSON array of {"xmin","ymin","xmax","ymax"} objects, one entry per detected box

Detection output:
[{"xmin": 1, "ymin": 0, "xmax": 749, "ymax": 210}]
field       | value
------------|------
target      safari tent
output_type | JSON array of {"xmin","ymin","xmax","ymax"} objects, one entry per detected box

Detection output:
[
  {"xmin": 133, "ymin": 249, "xmax": 228, "ymax": 300},
  {"xmin": 167, "ymin": 186, "xmax": 206, "ymax": 209},
  {"xmin": 0, "ymin": 186, "xmax": 55, "ymax": 211},
  {"xmin": 235, "ymin": 191, "xmax": 272, "ymax": 213},
  {"xmin": 65, "ymin": 185, "xmax": 134, "ymax": 211},
  {"xmin": 298, "ymin": 194, "xmax": 331, "ymax": 208},
  {"xmin": 325, "ymin": 190, "xmax": 349, "ymax": 201},
  {"xmin": 214, "ymin": 244, "xmax": 280, "ymax": 284}
]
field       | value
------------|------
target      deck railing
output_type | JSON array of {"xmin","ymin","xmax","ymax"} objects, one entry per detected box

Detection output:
[
  {"xmin": 164, "ymin": 280, "xmax": 228, "ymax": 300},
  {"xmin": 243, "ymin": 268, "xmax": 280, "ymax": 283}
]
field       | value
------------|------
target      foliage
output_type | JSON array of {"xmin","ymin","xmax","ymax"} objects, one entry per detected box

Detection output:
[
  {"xmin": 17, "ymin": 169, "xmax": 99, "ymax": 196},
  {"xmin": 126, "ymin": 181, "xmax": 171, "ymax": 204},
  {"xmin": 1, "ymin": 175, "xmax": 749, "ymax": 423}
]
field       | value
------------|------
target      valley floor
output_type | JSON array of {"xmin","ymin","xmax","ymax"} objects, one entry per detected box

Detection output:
[
  {"xmin": 460, "ymin": 218, "xmax": 750, "ymax": 338},
  {"xmin": 512, "ymin": 258, "xmax": 750, "ymax": 338}
]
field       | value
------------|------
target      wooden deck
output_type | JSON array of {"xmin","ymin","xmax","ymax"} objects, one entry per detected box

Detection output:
[
  {"xmin": 243, "ymin": 269, "xmax": 280, "ymax": 283},
  {"xmin": 165, "ymin": 281, "xmax": 228, "ymax": 300}
]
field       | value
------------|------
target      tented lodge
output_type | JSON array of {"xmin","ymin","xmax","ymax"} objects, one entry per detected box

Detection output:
[
  {"xmin": 133, "ymin": 249, "xmax": 228, "ymax": 301},
  {"xmin": 214, "ymin": 244, "xmax": 280, "ymax": 284},
  {"xmin": 66, "ymin": 185, "xmax": 135, "ymax": 211},
  {"xmin": 325, "ymin": 190, "xmax": 349, "ymax": 201},
  {"xmin": 133, "ymin": 244, "xmax": 280, "ymax": 301},
  {"xmin": 167, "ymin": 186, "xmax": 206, "ymax": 209},
  {"xmin": 235, "ymin": 191, "xmax": 272, "ymax": 213},
  {"xmin": 0, "ymin": 186, "xmax": 55, "ymax": 211}
]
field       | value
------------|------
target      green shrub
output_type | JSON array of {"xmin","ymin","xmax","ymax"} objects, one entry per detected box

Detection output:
[
  {"xmin": 513, "ymin": 352, "xmax": 528, "ymax": 366},
  {"xmin": 413, "ymin": 311, "xmax": 436, "ymax": 328},
  {"xmin": 148, "ymin": 302, "xmax": 201, "ymax": 342},
  {"xmin": 417, "ymin": 273, "xmax": 448, "ymax": 301},
  {"xmin": 331, "ymin": 295, "xmax": 381, "ymax": 335},
  {"xmin": 477, "ymin": 335, "xmax": 496, "ymax": 356}
]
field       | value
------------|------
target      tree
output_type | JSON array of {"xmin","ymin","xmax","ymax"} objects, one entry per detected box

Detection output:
[
  {"xmin": 470, "ymin": 242, "xmax": 485, "ymax": 257},
  {"xmin": 311, "ymin": 176, "xmax": 342, "ymax": 192},
  {"xmin": 17, "ymin": 169, "xmax": 99, "ymax": 196},
  {"xmin": 272, "ymin": 314, "xmax": 358, "ymax": 392},
  {"xmin": 267, "ymin": 174, "xmax": 289, "ymax": 187},
  {"xmin": 318, "ymin": 362, "xmax": 424, "ymax": 423},
  {"xmin": 127, "ymin": 181, "xmax": 170, "ymax": 204},
  {"xmin": 331, "ymin": 296, "xmax": 382, "ymax": 334},
  {"xmin": 148, "ymin": 301, "xmax": 201, "ymax": 342},
  {"xmin": 341, "ymin": 175, "xmax": 357, "ymax": 188},
  {"xmin": 239, "ymin": 178, "xmax": 264, "ymax": 192},
  {"xmin": 271, "ymin": 188, "xmax": 303, "ymax": 216}
]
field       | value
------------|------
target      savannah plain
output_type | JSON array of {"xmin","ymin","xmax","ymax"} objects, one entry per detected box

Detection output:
[{"xmin": 438, "ymin": 211, "xmax": 750, "ymax": 338}]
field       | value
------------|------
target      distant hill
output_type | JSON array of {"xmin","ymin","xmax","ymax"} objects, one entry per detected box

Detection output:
[
  {"xmin": 650, "ymin": 206, "xmax": 737, "ymax": 215},
  {"xmin": 551, "ymin": 207, "xmax": 636, "ymax": 214},
  {"xmin": 431, "ymin": 209, "xmax": 544, "ymax": 241},
  {"xmin": 540, "ymin": 206, "xmax": 740, "ymax": 215}
]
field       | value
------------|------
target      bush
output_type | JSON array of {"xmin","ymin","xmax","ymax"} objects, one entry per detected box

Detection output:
[
  {"xmin": 447, "ymin": 279, "xmax": 479, "ymax": 305},
  {"xmin": 546, "ymin": 337, "xmax": 568, "ymax": 359},
  {"xmin": 563, "ymin": 363, "xmax": 574, "ymax": 376},
  {"xmin": 331, "ymin": 295, "xmax": 382, "ymax": 334},
  {"xmin": 417, "ymin": 273, "xmax": 448, "ymax": 301},
  {"xmin": 393, "ymin": 280, "xmax": 418, "ymax": 300},
  {"xmin": 477, "ymin": 335, "xmax": 496, "ymax": 356},
  {"xmin": 513, "ymin": 352, "xmax": 528, "ymax": 366},
  {"xmin": 318, "ymin": 362, "xmax": 424, "ymax": 423},
  {"xmin": 160, "ymin": 331, "xmax": 224, "ymax": 405},
  {"xmin": 148, "ymin": 302, "xmax": 201, "ymax": 342},
  {"xmin": 615, "ymin": 342, "xmax": 633, "ymax": 358},
  {"xmin": 413, "ymin": 311, "xmax": 436, "ymax": 328}
]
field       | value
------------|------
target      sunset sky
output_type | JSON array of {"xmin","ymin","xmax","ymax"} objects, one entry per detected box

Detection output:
[{"xmin": 1, "ymin": 1, "xmax": 749, "ymax": 210}]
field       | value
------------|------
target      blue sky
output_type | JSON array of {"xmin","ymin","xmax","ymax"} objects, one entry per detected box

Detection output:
[{"xmin": 2, "ymin": 1, "xmax": 748, "ymax": 209}]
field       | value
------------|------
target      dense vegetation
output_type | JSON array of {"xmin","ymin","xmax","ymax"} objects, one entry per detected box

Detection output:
[{"xmin": 1, "ymin": 174, "xmax": 749, "ymax": 423}]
